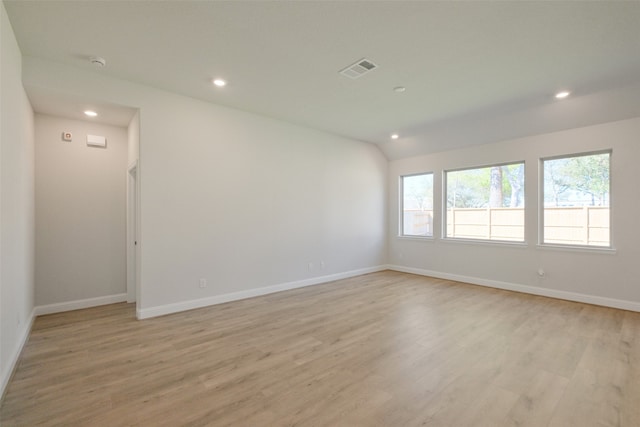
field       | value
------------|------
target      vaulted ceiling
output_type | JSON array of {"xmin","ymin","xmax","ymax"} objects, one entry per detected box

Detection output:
[{"xmin": 5, "ymin": 1, "xmax": 640, "ymax": 158}]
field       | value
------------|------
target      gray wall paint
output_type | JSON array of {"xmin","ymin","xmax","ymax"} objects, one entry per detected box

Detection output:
[
  {"xmin": 1, "ymin": 1, "xmax": 35, "ymax": 394},
  {"xmin": 35, "ymin": 114, "xmax": 127, "ymax": 305}
]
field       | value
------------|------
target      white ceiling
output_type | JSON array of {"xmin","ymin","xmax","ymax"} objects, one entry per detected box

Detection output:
[
  {"xmin": 5, "ymin": 1, "xmax": 640, "ymax": 156},
  {"xmin": 24, "ymin": 86, "xmax": 138, "ymax": 128}
]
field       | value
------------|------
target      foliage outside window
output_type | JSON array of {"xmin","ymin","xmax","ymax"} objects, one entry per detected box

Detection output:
[
  {"xmin": 542, "ymin": 151, "xmax": 610, "ymax": 247},
  {"xmin": 401, "ymin": 173, "xmax": 433, "ymax": 237},
  {"xmin": 445, "ymin": 162, "xmax": 525, "ymax": 242}
]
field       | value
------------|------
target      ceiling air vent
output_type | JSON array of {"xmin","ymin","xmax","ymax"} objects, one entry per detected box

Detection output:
[{"xmin": 339, "ymin": 58, "xmax": 378, "ymax": 79}]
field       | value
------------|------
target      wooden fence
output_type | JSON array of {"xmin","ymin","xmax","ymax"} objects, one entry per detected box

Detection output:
[
  {"xmin": 446, "ymin": 207, "xmax": 524, "ymax": 241},
  {"xmin": 403, "ymin": 211, "xmax": 433, "ymax": 236},
  {"xmin": 403, "ymin": 206, "xmax": 609, "ymax": 246},
  {"xmin": 543, "ymin": 206, "xmax": 609, "ymax": 246}
]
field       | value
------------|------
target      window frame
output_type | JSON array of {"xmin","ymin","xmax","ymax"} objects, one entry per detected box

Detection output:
[
  {"xmin": 539, "ymin": 149, "xmax": 612, "ymax": 250},
  {"xmin": 399, "ymin": 172, "xmax": 434, "ymax": 238},
  {"xmin": 443, "ymin": 160, "xmax": 526, "ymax": 244}
]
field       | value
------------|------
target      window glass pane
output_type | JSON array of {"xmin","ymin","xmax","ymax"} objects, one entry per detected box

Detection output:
[
  {"xmin": 446, "ymin": 163, "xmax": 525, "ymax": 241},
  {"xmin": 542, "ymin": 152, "xmax": 610, "ymax": 247},
  {"xmin": 402, "ymin": 173, "xmax": 433, "ymax": 237}
]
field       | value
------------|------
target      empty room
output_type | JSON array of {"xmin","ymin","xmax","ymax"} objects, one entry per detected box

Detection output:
[{"xmin": 1, "ymin": 1, "xmax": 639, "ymax": 426}]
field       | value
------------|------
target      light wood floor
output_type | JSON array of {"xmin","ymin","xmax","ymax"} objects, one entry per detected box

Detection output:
[{"xmin": 1, "ymin": 271, "xmax": 639, "ymax": 426}]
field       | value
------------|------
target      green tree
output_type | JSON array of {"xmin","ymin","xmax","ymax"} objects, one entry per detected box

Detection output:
[
  {"xmin": 447, "ymin": 168, "xmax": 490, "ymax": 208},
  {"xmin": 544, "ymin": 158, "xmax": 571, "ymax": 206},
  {"xmin": 404, "ymin": 174, "xmax": 433, "ymax": 211},
  {"xmin": 448, "ymin": 164, "xmax": 524, "ymax": 209},
  {"xmin": 544, "ymin": 154, "xmax": 609, "ymax": 207},
  {"xmin": 489, "ymin": 167, "xmax": 503, "ymax": 208},
  {"xmin": 565, "ymin": 154, "xmax": 609, "ymax": 206},
  {"xmin": 502, "ymin": 163, "xmax": 524, "ymax": 207}
]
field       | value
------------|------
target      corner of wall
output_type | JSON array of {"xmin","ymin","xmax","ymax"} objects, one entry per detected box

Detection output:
[
  {"xmin": 0, "ymin": 0, "xmax": 37, "ymax": 398},
  {"xmin": 0, "ymin": 308, "xmax": 35, "ymax": 400}
]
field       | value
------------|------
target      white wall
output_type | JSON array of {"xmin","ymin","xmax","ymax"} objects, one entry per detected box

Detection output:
[
  {"xmin": 381, "ymin": 82, "xmax": 640, "ymax": 160},
  {"xmin": 15, "ymin": 48, "xmax": 640, "ymax": 324},
  {"xmin": 389, "ymin": 117, "xmax": 640, "ymax": 308},
  {"xmin": 126, "ymin": 111, "xmax": 140, "ymax": 304},
  {"xmin": 34, "ymin": 114, "xmax": 127, "ymax": 306},
  {"xmin": 136, "ymin": 90, "xmax": 388, "ymax": 315},
  {"xmin": 1, "ymin": 1, "xmax": 35, "ymax": 395},
  {"xmin": 22, "ymin": 57, "xmax": 388, "ymax": 318},
  {"xmin": 127, "ymin": 110, "xmax": 139, "ymax": 166}
]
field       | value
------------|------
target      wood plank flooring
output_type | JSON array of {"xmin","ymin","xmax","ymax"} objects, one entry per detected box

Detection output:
[{"xmin": 1, "ymin": 271, "xmax": 639, "ymax": 426}]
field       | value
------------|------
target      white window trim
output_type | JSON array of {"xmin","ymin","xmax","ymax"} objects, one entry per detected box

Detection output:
[
  {"xmin": 400, "ymin": 172, "xmax": 434, "ymax": 238},
  {"xmin": 440, "ymin": 237, "xmax": 528, "ymax": 249},
  {"xmin": 538, "ymin": 149, "xmax": 613, "ymax": 249},
  {"xmin": 396, "ymin": 235, "xmax": 435, "ymax": 242},
  {"xmin": 536, "ymin": 243, "xmax": 617, "ymax": 255},
  {"xmin": 442, "ymin": 161, "xmax": 526, "ymax": 244}
]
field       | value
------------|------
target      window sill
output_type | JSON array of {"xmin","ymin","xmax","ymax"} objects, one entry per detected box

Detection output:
[
  {"xmin": 397, "ymin": 235, "xmax": 435, "ymax": 242},
  {"xmin": 440, "ymin": 238, "xmax": 528, "ymax": 249},
  {"xmin": 536, "ymin": 244, "xmax": 617, "ymax": 255}
]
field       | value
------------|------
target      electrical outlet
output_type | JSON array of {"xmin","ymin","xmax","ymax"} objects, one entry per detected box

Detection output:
[
  {"xmin": 320, "ymin": 261, "xmax": 325, "ymax": 269},
  {"xmin": 308, "ymin": 262, "xmax": 314, "ymax": 271},
  {"xmin": 199, "ymin": 278, "xmax": 207, "ymax": 288}
]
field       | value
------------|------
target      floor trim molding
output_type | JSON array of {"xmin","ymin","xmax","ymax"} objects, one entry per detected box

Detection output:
[
  {"xmin": 34, "ymin": 293, "xmax": 128, "ymax": 316},
  {"xmin": 137, "ymin": 265, "xmax": 388, "ymax": 319},
  {"xmin": 1, "ymin": 307, "xmax": 36, "ymax": 400},
  {"xmin": 388, "ymin": 264, "xmax": 640, "ymax": 312}
]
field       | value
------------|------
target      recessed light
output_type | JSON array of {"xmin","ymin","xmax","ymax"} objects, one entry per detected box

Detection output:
[
  {"xmin": 555, "ymin": 91, "xmax": 570, "ymax": 99},
  {"xmin": 213, "ymin": 79, "xmax": 227, "ymax": 87},
  {"xmin": 84, "ymin": 110, "xmax": 98, "ymax": 117},
  {"xmin": 391, "ymin": 134, "xmax": 399, "ymax": 140},
  {"xmin": 393, "ymin": 86, "xmax": 406, "ymax": 93}
]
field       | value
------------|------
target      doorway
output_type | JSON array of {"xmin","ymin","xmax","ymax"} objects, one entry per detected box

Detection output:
[{"xmin": 127, "ymin": 162, "xmax": 139, "ymax": 305}]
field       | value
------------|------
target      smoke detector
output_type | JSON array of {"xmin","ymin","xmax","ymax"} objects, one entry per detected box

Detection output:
[
  {"xmin": 90, "ymin": 56, "xmax": 106, "ymax": 67},
  {"xmin": 339, "ymin": 58, "xmax": 378, "ymax": 79}
]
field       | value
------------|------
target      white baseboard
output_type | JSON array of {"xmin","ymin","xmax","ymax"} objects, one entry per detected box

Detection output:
[
  {"xmin": 137, "ymin": 265, "xmax": 387, "ymax": 319},
  {"xmin": 1, "ymin": 307, "xmax": 36, "ymax": 400},
  {"xmin": 388, "ymin": 264, "xmax": 640, "ymax": 312},
  {"xmin": 34, "ymin": 293, "xmax": 128, "ymax": 316},
  {"xmin": 2, "ymin": 294, "xmax": 128, "ymax": 399}
]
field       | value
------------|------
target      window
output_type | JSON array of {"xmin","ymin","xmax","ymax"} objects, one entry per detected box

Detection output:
[
  {"xmin": 542, "ymin": 151, "xmax": 610, "ymax": 247},
  {"xmin": 445, "ymin": 162, "xmax": 525, "ymax": 242},
  {"xmin": 401, "ymin": 173, "xmax": 433, "ymax": 237}
]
